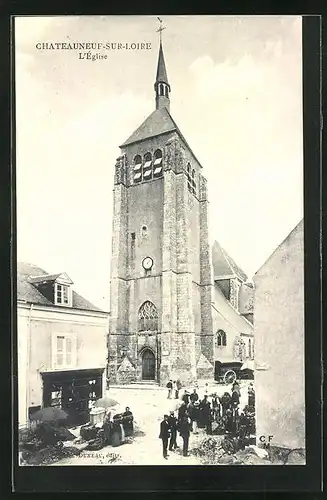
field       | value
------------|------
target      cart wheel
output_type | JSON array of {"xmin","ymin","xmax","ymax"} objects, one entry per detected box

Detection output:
[{"xmin": 224, "ymin": 370, "xmax": 236, "ymax": 384}]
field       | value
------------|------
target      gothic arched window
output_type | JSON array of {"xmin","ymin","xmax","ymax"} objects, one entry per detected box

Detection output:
[
  {"xmin": 164, "ymin": 85, "xmax": 168, "ymax": 97},
  {"xmin": 133, "ymin": 154, "xmax": 142, "ymax": 183},
  {"xmin": 216, "ymin": 330, "xmax": 227, "ymax": 347},
  {"xmin": 138, "ymin": 301, "xmax": 158, "ymax": 332},
  {"xmin": 143, "ymin": 152, "xmax": 153, "ymax": 181},
  {"xmin": 153, "ymin": 149, "xmax": 163, "ymax": 178}
]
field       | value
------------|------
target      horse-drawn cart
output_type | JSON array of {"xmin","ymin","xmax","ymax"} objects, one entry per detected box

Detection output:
[{"xmin": 214, "ymin": 360, "xmax": 254, "ymax": 384}]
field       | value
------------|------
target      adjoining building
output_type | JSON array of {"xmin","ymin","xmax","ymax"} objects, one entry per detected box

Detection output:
[
  {"xmin": 253, "ymin": 219, "xmax": 305, "ymax": 453},
  {"xmin": 17, "ymin": 262, "xmax": 109, "ymax": 427},
  {"xmin": 108, "ymin": 38, "xmax": 254, "ymax": 386},
  {"xmin": 212, "ymin": 240, "xmax": 254, "ymax": 381}
]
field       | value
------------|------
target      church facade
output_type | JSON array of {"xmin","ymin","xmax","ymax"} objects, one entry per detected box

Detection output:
[{"xmin": 108, "ymin": 39, "xmax": 253, "ymax": 386}]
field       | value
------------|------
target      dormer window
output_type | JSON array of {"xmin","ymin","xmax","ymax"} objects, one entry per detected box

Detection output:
[
  {"xmin": 56, "ymin": 284, "xmax": 69, "ymax": 304},
  {"xmin": 54, "ymin": 281, "xmax": 73, "ymax": 307},
  {"xmin": 29, "ymin": 271, "xmax": 74, "ymax": 307}
]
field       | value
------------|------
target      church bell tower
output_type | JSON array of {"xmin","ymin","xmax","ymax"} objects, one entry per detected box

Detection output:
[{"xmin": 108, "ymin": 22, "xmax": 214, "ymax": 386}]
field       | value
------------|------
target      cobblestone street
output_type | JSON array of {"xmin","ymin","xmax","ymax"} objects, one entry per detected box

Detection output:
[{"xmin": 53, "ymin": 381, "xmax": 251, "ymax": 466}]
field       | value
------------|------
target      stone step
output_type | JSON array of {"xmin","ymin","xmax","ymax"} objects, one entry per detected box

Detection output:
[{"xmin": 108, "ymin": 383, "xmax": 163, "ymax": 390}]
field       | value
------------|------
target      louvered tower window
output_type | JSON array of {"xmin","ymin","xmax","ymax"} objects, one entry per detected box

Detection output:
[{"xmin": 133, "ymin": 154, "xmax": 142, "ymax": 183}]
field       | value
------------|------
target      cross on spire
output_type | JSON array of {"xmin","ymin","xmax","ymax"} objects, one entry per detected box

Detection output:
[{"xmin": 156, "ymin": 17, "xmax": 166, "ymax": 44}]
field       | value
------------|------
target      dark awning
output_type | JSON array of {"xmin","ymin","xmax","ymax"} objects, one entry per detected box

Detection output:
[{"xmin": 41, "ymin": 367, "xmax": 105, "ymax": 383}]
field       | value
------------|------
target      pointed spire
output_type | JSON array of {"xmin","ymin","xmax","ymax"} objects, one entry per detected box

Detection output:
[
  {"xmin": 156, "ymin": 41, "xmax": 169, "ymax": 86},
  {"xmin": 154, "ymin": 18, "xmax": 171, "ymax": 111}
]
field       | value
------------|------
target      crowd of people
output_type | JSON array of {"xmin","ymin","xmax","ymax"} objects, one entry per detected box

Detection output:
[{"xmin": 159, "ymin": 380, "xmax": 255, "ymax": 459}]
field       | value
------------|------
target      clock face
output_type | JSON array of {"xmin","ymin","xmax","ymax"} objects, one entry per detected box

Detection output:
[{"xmin": 142, "ymin": 256, "xmax": 153, "ymax": 270}]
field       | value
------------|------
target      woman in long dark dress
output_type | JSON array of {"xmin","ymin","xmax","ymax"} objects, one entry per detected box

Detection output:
[
  {"xmin": 102, "ymin": 412, "xmax": 114, "ymax": 445},
  {"xmin": 231, "ymin": 389, "xmax": 240, "ymax": 408},
  {"xmin": 248, "ymin": 383, "xmax": 255, "ymax": 408},
  {"xmin": 122, "ymin": 407, "xmax": 134, "ymax": 436}
]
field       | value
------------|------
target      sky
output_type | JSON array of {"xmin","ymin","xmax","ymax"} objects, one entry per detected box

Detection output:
[{"xmin": 15, "ymin": 15, "xmax": 303, "ymax": 310}]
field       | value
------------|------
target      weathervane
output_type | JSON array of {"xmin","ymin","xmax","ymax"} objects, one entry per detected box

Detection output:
[{"xmin": 156, "ymin": 17, "xmax": 166, "ymax": 43}]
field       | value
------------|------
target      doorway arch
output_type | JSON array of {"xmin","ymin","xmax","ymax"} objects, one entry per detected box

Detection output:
[{"xmin": 141, "ymin": 348, "xmax": 155, "ymax": 381}]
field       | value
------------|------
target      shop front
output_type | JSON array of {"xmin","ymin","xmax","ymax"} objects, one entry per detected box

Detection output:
[{"xmin": 41, "ymin": 368, "xmax": 105, "ymax": 426}]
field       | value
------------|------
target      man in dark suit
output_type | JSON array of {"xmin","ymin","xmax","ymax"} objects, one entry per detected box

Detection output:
[
  {"xmin": 168, "ymin": 410, "xmax": 178, "ymax": 451},
  {"xmin": 190, "ymin": 388, "xmax": 199, "ymax": 404},
  {"xmin": 178, "ymin": 401, "xmax": 188, "ymax": 423},
  {"xmin": 182, "ymin": 390, "xmax": 190, "ymax": 404},
  {"xmin": 159, "ymin": 414, "xmax": 170, "ymax": 459}
]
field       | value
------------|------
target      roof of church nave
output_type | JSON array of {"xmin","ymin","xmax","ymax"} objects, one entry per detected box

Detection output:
[
  {"xmin": 212, "ymin": 240, "xmax": 248, "ymax": 282},
  {"xmin": 212, "ymin": 284, "xmax": 253, "ymax": 333}
]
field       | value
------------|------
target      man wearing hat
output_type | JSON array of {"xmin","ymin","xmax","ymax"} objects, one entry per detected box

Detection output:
[
  {"xmin": 159, "ymin": 414, "xmax": 171, "ymax": 459},
  {"xmin": 178, "ymin": 400, "xmax": 188, "ymax": 423},
  {"xmin": 190, "ymin": 388, "xmax": 199, "ymax": 404},
  {"xmin": 182, "ymin": 390, "xmax": 190, "ymax": 405},
  {"xmin": 168, "ymin": 410, "xmax": 178, "ymax": 451}
]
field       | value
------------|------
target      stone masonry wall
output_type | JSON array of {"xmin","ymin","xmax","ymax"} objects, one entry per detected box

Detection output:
[
  {"xmin": 108, "ymin": 162, "xmax": 128, "ymax": 383},
  {"xmin": 172, "ymin": 148, "xmax": 197, "ymax": 383},
  {"xmin": 198, "ymin": 173, "xmax": 214, "ymax": 376},
  {"xmin": 160, "ymin": 162, "xmax": 178, "ymax": 385}
]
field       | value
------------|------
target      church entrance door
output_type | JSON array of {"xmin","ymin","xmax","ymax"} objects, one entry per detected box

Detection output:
[{"xmin": 142, "ymin": 349, "xmax": 155, "ymax": 381}]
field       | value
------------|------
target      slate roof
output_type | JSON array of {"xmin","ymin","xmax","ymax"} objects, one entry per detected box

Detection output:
[
  {"xmin": 17, "ymin": 262, "xmax": 104, "ymax": 313},
  {"xmin": 120, "ymin": 107, "xmax": 176, "ymax": 147},
  {"xmin": 156, "ymin": 42, "xmax": 169, "ymax": 85},
  {"xmin": 212, "ymin": 241, "xmax": 248, "ymax": 282},
  {"xmin": 212, "ymin": 285, "xmax": 253, "ymax": 334},
  {"xmin": 120, "ymin": 107, "xmax": 203, "ymax": 169}
]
